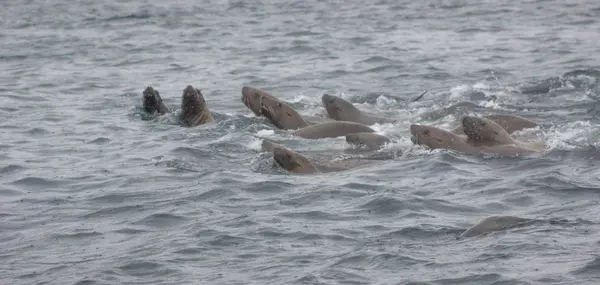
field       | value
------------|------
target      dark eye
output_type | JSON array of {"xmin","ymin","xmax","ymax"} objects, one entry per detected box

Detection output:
[
  {"xmin": 436, "ymin": 139, "xmax": 443, "ymax": 142},
  {"xmin": 254, "ymin": 93, "xmax": 260, "ymax": 97},
  {"xmin": 277, "ymin": 103, "xmax": 282, "ymax": 107},
  {"xmin": 423, "ymin": 129, "xmax": 430, "ymax": 136}
]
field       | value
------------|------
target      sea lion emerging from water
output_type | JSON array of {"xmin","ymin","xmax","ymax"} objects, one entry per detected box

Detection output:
[
  {"xmin": 267, "ymin": 141, "xmax": 376, "ymax": 174},
  {"xmin": 345, "ymin": 132, "xmax": 391, "ymax": 149},
  {"xmin": 460, "ymin": 216, "xmax": 532, "ymax": 238},
  {"xmin": 462, "ymin": 115, "xmax": 517, "ymax": 146},
  {"xmin": 272, "ymin": 146, "xmax": 322, "ymax": 174},
  {"xmin": 321, "ymin": 94, "xmax": 396, "ymax": 125},
  {"xmin": 241, "ymin": 86, "xmax": 277, "ymax": 116},
  {"xmin": 179, "ymin": 85, "xmax": 214, "ymax": 127},
  {"xmin": 409, "ymin": 124, "xmax": 538, "ymax": 156},
  {"xmin": 410, "ymin": 124, "xmax": 476, "ymax": 153},
  {"xmin": 260, "ymin": 95, "xmax": 310, "ymax": 130},
  {"xmin": 451, "ymin": 114, "xmax": 538, "ymax": 135},
  {"xmin": 293, "ymin": 121, "xmax": 375, "ymax": 139},
  {"xmin": 142, "ymin": 86, "xmax": 170, "ymax": 116},
  {"xmin": 461, "ymin": 116, "xmax": 546, "ymax": 151}
]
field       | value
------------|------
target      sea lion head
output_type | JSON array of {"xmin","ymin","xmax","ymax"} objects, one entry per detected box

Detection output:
[
  {"xmin": 179, "ymin": 85, "xmax": 212, "ymax": 127},
  {"xmin": 321, "ymin": 94, "xmax": 361, "ymax": 121},
  {"xmin": 142, "ymin": 86, "xmax": 166, "ymax": 115},
  {"xmin": 260, "ymin": 96, "xmax": 307, "ymax": 130},
  {"xmin": 462, "ymin": 116, "xmax": 513, "ymax": 145},
  {"xmin": 241, "ymin": 86, "xmax": 266, "ymax": 116},
  {"xmin": 410, "ymin": 124, "xmax": 459, "ymax": 150},
  {"xmin": 272, "ymin": 146, "xmax": 318, "ymax": 173}
]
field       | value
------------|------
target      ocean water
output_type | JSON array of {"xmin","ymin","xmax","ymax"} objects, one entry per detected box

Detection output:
[{"xmin": 2, "ymin": 0, "xmax": 600, "ymax": 284}]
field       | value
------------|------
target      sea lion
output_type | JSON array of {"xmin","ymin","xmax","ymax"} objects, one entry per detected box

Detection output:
[
  {"xmin": 179, "ymin": 85, "xmax": 214, "ymax": 127},
  {"xmin": 272, "ymin": 146, "xmax": 321, "ymax": 174},
  {"xmin": 260, "ymin": 95, "xmax": 310, "ymax": 130},
  {"xmin": 410, "ymin": 124, "xmax": 477, "ymax": 153},
  {"xmin": 293, "ymin": 121, "xmax": 375, "ymax": 139},
  {"xmin": 270, "ymin": 142, "xmax": 376, "ymax": 174},
  {"xmin": 462, "ymin": 115, "xmax": 517, "ymax": 146},
  {"xmin": 451, "ymin": 114, "xmax": 538, "ymax": 135},
  {"xmin": 321, "ymin": 94, "xmax": 396, "ymax": 125},
  {"xmin": 241, "ymin": 86, "xmax": 277, "ymax": 116},
  {"xmin": 410, "ymin": 124, "xmax": 538, "ymax": 156},
  {"xmin": 345, "ymin": 132, "xmax": 390, "ymax": 149},
  {"xmin": 461, "ymin": 116, "xmax": 545, "ymax": 151},
  {"xmin": 460, "ymin": 216, "xmax": 531, "ymax": 238},
  {"xmin": 142, "ymin": 86, "xmax": 170, "ymax": 115}
]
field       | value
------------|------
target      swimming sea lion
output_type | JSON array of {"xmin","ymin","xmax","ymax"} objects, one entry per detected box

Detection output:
[
  {"xmin": 460, "ymin": 216, "xmax": 532, "ymax": 238},
  {"xmin": 462, "ymin": 115, "xmax": 517, "ymax": 146},
  {"xmin": 270, "ymin": 143, "xmax": 376, "ymax": 174},
  {"xmin": 293, "ymin": 121, "xmax": 375, "ymax": 139},
  {"xmin": 451, "ymin": 114, "xmax": 538, "ymax": 135},
  {"xmin": 272, "ymin": 146, "xmax": 321, "ymax": 174},
  {"xmin": 241, "ymin": 86, "xmax": 277, "ymax": 116},
  {"xmin": 410, "ymin": 124, "xmax": 476, "ymax": 153},
  {"xmin": 461, "ymin": 116, "xmax": 545, "ymax": 151},
  {"xmin": 345, "ymin": 132, "xmax": 391, "ymax": 149},
  {"xmin": 321, "ymin": 94, "xmax": 396, "ymax": 125},
  {"xmin": 260, "ymin": 95, "xmax": 310, "ymax": 130},
  {"xmin": 142, "ymin": 86, "xmax": 170, "ymax": 115},
  {"xmin": 410, "ymin": 124, "xmax": 538, "ymax": 156},
  {"xmin": 179, "ymin": 85, "xmax": 214, "ymax": 127}
]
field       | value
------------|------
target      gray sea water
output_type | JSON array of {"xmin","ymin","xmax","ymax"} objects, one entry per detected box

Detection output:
[{"xmin": 2, "ymin": 0, "xmax": 600, "ymax": 284}]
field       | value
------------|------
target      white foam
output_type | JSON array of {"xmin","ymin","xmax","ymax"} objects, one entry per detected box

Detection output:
[
  {"xmin": 449, "ymin": 84, "xmax": 471, "ymax": 101},
  {"xmin": 247, "ymin": 137, "xmax": 264, "ymax": 151},
  {"xmin": 543, "ymin": 120, "xmax": 597, "ymax": 150},
  {"xmin": 256, "ymin": 129, "xmax": 275, "ymax": 137}
]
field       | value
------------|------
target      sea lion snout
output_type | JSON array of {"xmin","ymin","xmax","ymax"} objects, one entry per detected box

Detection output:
[
  {"xmin": 321, "ymin": 94, "xmax": 335, "ymax": 104},
  {"xmin": 462, "ymin": 116, "xmax": 479, "ymax": 128},
  {"xmin": 182, "ymin": 85, "xmax": 197, "ymax": 100},
  {"xmin": 143, "ymin": 86, "xmax": 158, "ymax": 99}
]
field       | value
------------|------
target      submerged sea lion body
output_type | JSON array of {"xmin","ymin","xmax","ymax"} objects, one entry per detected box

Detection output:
[
  {"xmin": 321, "ymin": 94, "xmax": 396, "ymax": 125},
  {"xmin": 241, "ymin": 86, "xmax": 277, "ymax": 116},
  {"xmin": 452, "ymin": 114, "xmax": 538, "ymax": 135},
  {"xmin": 346, "ymin": 132, "xmax": 390, "ymax": 149},
  {"xmin": 293, "ymin": 121, "xmax": 375, "ymax": 139},
  {"xmin": 460, "ymin": 216, "xmax": 531, "ymax": 238},
  {"xmin": 179, "ymin": 85, "xmax": 214, "ymax": 127},
  {"xmin": 142, "ymin": 86, "xmax": 170, "ymax": 116},
  {"xmin": 261, "ymin": 95, "xmax": 310, "ymax": 130}
]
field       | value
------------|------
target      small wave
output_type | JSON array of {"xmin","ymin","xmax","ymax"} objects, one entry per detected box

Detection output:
[
  {"xmin": 0, "ymin": 164, "xmax": 25, "ymax": 174},
  {"xmin": 206, "ymin": 234, "xmax": 253, "ymax": 247},
  {"xmin": 82, "ymin": 205, "xmax": 141, "ymax": 219},
  {"xmin": 279, "ymin": 210, "xmax": 353, "ymax": 221},
  {"xmin": 284, "ymin": 31, "xmax": 324, "ymax": 37},
  {"xmin": 116, "ymin": 261, "xmax": 177, "ymax": 278},
  {"xmin": 243, "ymin": 180, "xmax": 294, "ymax": 193},
  {"xmin": 10, "ymin": 176, "xmax": 61, "ymax": 189},
  {"xmin": 132, "ymin": 213, "xmax": 188, "ymax": 229},
  {"xmin": 86, "ymin": 137, "xmax": 111, "ymax": 144},
  {"xmin": 53, "ymin": 231, "xmax": 103, "ymax": 240}
]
